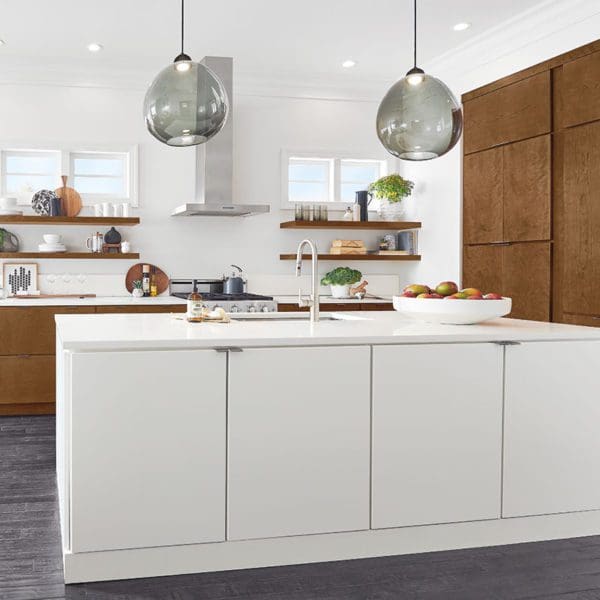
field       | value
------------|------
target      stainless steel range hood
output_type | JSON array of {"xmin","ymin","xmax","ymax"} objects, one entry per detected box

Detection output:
[{"xmin": 171, "ymin": 57, "xmax": 270, "ymax": 218}]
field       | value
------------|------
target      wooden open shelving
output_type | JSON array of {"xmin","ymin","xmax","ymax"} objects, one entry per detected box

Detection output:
[
  {"xmin": 0, "ymin": 216, "xmax": 140, "ymax": 226},
  {"xmin": 0, "ymin": 252, "xmax": 140, "ymax": 260},
  {"xmin": 280, "ymin": 220, "xmax": 421, "ymax": 230},
  {"xmin": 280, "ymin": 253, "xmax": 421, "ymax": 261}
]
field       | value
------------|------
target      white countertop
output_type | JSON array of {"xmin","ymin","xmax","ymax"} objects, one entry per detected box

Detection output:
[
  {"xmin": 0, "ymin": 295, "xmax": 187, "ymax": 307},
  {"xmin": 55, "ymin": 311, "xmax": 600, "ymax": 351}
]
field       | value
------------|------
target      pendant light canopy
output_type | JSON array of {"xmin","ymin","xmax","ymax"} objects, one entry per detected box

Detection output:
[
  {"xmin": 376, "ymin": 0, "xmax": 463, "ymax": 161},
  {"xmin": 144, "ymin": 0, "xmax": 229, "ymax": 147}
]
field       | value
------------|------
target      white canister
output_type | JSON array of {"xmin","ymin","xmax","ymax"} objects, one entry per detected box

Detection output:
[
  {"xmin": 121, "ymin": 241, "xmax": 131, "ymax": 253},
  {"xmin": 121, "ymin": 203, "xmax": 130, "ymax": 217},
  {"xmin": 101, "ymin": 202, "xmax": 111, "ymax": 217},
  {"xmin": 112, "ymin": 203, "xmax": 121, "ymax": 217},
  {"xmin": 93, "ymin": 204, "xmax": 102, "ymax": 216}
]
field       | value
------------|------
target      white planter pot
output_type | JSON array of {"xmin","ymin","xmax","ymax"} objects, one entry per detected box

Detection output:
[
  {"xmin": 132, "ymin": 288, "xmax": 144, "ymax": 298},
  {"xmin": 330, "ymin": 284, "xmax": 351, "ymax": 298},
  {"xmin": 377, "ymin": 198, "xmax": 406, "ymax": 221}
]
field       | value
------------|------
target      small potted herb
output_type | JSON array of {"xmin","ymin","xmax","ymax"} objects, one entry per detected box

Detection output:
[
  {"xmin": 369, "ymin": 173, "xmax": 414, "ymax": 221},
  {"xmin": 321, "ymin": 267, "xmax": 362, "ymax": 299},
  {"xmin": 131, "ymin": 279, "xmax": 144, "ymax": 298}
]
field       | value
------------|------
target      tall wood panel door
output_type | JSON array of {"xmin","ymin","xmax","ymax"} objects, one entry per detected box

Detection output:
[
  {"xmin": 558, "ymin": 121, "xmax": 600, "ymax": 318},
  {"xmin": 463, "ymin": 245, "xmax": 503, "ymax": 294},
  {"xmin": 463, "ymin": 72, "xmax": 551, "ymax": 154}
]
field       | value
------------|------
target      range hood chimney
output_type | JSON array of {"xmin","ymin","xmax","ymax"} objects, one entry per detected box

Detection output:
[{"xmin": 171, "ymin": 57, "xmax": 270, "ymax": 217}]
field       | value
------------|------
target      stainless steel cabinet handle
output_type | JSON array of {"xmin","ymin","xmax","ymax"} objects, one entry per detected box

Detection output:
[
  {"xmin": 214, "ymin": 347, "xmax": 244, "ymax": 353},
  {"xmin": 489, "ymin": 241, "xmax": 512, "ymax": 246},
  {"xmin": 493, "ymin": 341, "xmax": 521, "ymax": 346}
]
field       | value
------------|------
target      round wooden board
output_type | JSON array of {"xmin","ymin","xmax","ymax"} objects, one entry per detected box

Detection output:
[
  {"xmin": 125, "ymin": 263, "xmax": 170, "ymax": 294},
  {"xmin": 55, "ymin": 176, "xmax": 82, "ymax": 217}
]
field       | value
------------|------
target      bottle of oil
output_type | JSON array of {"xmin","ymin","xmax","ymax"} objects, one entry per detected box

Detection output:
[
  {"xmin": 150, "ymin": 266, "xmax": 158, "ymax": 297},
  {"xmin": 141, "ymin": 264, "xmax": 151, "ymax": 297},
  {"xmin": 186, "ymin": 291, "xmax": 204, "ymax": 322}
]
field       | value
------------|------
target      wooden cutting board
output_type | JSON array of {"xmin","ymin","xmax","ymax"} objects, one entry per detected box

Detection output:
[
  {"xmin": 55, "ymin": 175, "xmax": 82, "ymax": 217},
  {"xmin": 125, "ymin": 263, "xmax": 169, "ymax": 294}
]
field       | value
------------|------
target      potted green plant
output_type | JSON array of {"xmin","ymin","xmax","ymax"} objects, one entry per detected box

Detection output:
[
  {"xmin": 131, "ymin": 279, "xmax": 144, "ymax": 298},
  {"xmin": 368, "ymin": 173, "xmax": 414, "ymax": 221},
  {"xmin": 320, "ymin": 267, "xmax": 362, "ymax": 299}
]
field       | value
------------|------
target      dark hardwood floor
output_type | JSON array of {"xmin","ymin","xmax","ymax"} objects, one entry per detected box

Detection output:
[{"xmin": 3, "ymin": 415, "xmax": 600, "ymax": 600}]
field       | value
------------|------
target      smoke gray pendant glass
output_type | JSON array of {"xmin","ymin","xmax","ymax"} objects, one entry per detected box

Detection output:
[
  {"xmin": 143, "ymin": 0, "xmax": 228, "ymax": 147},
  {"xmin": 376, "ymin": 0, "xmax": 463, "ymax": 161}
]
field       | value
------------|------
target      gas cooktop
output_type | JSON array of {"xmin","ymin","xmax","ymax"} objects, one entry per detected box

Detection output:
[{"xmin": 171, "ymin": 292, "xmax": 273, "ymax": 302}]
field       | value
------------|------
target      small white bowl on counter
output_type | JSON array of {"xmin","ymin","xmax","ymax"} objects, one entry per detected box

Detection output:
[{"xmin": 393, "ymin": 296, "xmax": 512, "ymax": 325}]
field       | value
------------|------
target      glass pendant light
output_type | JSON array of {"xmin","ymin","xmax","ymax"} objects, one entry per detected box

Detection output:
[
  {"xmin": 143, "ymin": 0, "xmax": 229, "ymax": 146},
  {"xmin": 376, "ymin": 0, "xmax": 463, "ymax": 161}
]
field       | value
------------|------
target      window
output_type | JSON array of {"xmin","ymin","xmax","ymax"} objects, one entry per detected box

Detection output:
[
  {"xmin": 283, "ymin": 151, "xmax": 387, "ymax": 207},
  {"xmin": 0, "ymin": 145, "xmax": 138, "ymax": 206}
]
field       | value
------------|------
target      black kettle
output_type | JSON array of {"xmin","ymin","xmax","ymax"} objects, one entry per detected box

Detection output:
[
  {"xmin": 223, "ymin": 265, "xmax": 245, "ymax": 295},
  {"xmin": 355, "ymin": 190, "xmax": 372, "ymax": 221}
]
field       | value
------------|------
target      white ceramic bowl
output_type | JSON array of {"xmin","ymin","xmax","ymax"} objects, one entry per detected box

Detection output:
[
  {"xmin": 43, "ymin": 234, "xmax": 61, "ymax": 244},
  {"xmin": 393, "ymin": 296, "xmax": 512, "ymax": 325}
]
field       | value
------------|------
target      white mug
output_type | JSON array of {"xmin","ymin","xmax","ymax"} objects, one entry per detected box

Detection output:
[
  {"xmin": 121, "ymin": 241, "xmax": 131, "ymax": 253},
  {"xmin": 94, "ymin": 204, "xmax": 102, "ymax": 216},
  {"xmin": 112, "ymin": 203, "xmax": 121, "ymax": 217},
  {"xmin": 121, "ymin": 203, "xmax": 130, "ymax": 217},
  {"xmin": 101, "ymin": 202, "xmax": 111, "ymax": 217}
]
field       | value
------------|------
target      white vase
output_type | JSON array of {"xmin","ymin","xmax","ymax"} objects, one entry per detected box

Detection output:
[
  {"xmin": 132, "ymin": 288, "xmax": 144, "ymax": 298},
  {"xmin": 330, "ymin": 284, "xmax": 351, "ymax": 298},
  {"xmin": 377, "ymin": 198, "xmax": 406, "ymax": 221}
]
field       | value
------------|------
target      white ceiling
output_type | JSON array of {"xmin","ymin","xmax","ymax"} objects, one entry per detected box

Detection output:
[{"xmin": 0, "ymin": 0, "xmax": 545, "ymax": 91}]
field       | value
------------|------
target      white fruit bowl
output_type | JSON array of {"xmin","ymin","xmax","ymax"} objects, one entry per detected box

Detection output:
[{"xmin": 393, "ymin": 296, "xmax": 512, "ymax": 325}]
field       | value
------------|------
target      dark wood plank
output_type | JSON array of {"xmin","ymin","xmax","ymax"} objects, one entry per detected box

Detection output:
[
  {"xmin": 503, "ymin": 134, "xmax": 551, "ymax": 242},
  {"xmin": 0, "ymin": 216, "xmax": 139, "ymax": 226},
  {"xmin": 0, "ymin": 252, "xmax": 140, "ymax": 259},
  {"xmin": 463, "ymin": 72, "xmax": 551, "ymax": 154},
  {"xmin": 463, "ymin": 147, "xmax": 504, "ymax": 244},
  {"xmin": 0, "ymin": 403, "xmax": 55, "ymax": 416},
  {"xmin": 280, "ymin": 220, "xmax": 421, "ymax": 230}
]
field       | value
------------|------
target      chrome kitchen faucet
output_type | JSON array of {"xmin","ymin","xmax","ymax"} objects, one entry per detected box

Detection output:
[{"xmin": 295, "ymin": 239, "xmax": 320, "ymax": 323}]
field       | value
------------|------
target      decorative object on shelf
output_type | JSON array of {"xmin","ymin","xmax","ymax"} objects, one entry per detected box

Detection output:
[
  {"xmin": 0, "ymin": 197, "xmax": 23, "ymax": 216},
  {"xmin": 397, "ymin": 229, "xmax": 418, "ymax": 254},
  {"xmin": 343, "ymin": 207, "xmax": 353, "ymax": 221},
  {"xmin": 320, "ymin": 267, "xmax": 363, "ymax": 299},
  {"xmin": 355, "ymin": 190, "xmax": 372, "ymax": 221},
  {"xmin": 0, "ymin": 228, "xmax": 19, "ymax": 252},
  {"xmin": 54, "ymin": 176, "xmax": 82, "ymax": 217},
  {"xmin": 31, "ymin": 189, "xmax": 59, "ymax": 216},
  {"xmin": 86, "ymin": 232, "xmax": 104, "ymax": 253},
  {"xmin": 376, "ymin": 0, "xmax": 463, "ymax": 161},
  {"xmin": 94, "ymin": 204, "xmax": 102, "ymax": 217},
  {"xmin": 349, "ymin": 280, "xmax": 369, "ymax": 299},
  {"xmin": 2, "ymin": 262, "xmax": 38, "ymax": 296},
  {"xmin": 38, "ymin": 233, "xmax": 66, "ymax": 253},
  {"xmin": 102, "ymin": 243, "xmax": 121, "ymax": 255},
  {"xmin": 104, "ymin": 226, "xmax": 122, "ymax": 245},
  {"xmin": 131, "ymin": 280, "xmax": 144, "ymax": 298},
  {"xmin": 121, "ymin": 241, "xmax": 131, "ymax": 253},
  {"xmin": 369, "ymin": 174, "xmax": 414, "ymax": 221},
  {"xmin": 329, "ymin": 239, "xmax": 367, "ymax": 255},
  {"xmin": 143, "ymin": 0, "xmax": 229, "ymax": 147},
  {"xmin": 125, "ymin": 263, "xmax": 169, "ymax": 295}
]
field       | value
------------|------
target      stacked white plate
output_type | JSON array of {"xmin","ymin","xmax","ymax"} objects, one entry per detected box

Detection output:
[
  {"xmin": 38, "ymin": 243, "xmax": 67, "ymax": 253},
  {"xmin": 0, "ymin": 209, "xmax": 24, "ymax": 215}
]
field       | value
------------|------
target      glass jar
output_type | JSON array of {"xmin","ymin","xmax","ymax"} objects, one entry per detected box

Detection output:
[{"xmin": 186, "ymin": 292, "xmax": 204, "ymax": 323}]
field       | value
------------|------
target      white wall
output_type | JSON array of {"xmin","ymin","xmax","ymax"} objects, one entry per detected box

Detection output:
[{"xmin": 0, "ymin": 82, "xmax": 420, "ymax": 295}]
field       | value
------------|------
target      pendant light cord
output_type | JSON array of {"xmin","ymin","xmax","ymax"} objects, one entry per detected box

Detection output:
[
  {"xmin": 181, "ymin": 0, "xmax": 185, "ymax": 55},
  {"xmin": 413, "ymin": 0, "xmax": 417, "ymax": 68}
]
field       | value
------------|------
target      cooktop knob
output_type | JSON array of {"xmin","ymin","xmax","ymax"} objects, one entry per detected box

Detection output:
[
  {"xmin": 261, "ymin": 305, "xmax": 270, "ymax": 312},
  {"xmin": 248, "ymin": 304, "xmax": 257, "ymax": 313},
  {"xmin": 230, "ymin": 304, "xmax": 240, "ymax": 313}
]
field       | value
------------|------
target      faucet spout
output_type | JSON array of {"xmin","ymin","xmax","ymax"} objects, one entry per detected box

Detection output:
[{"xmin": 295, "ymin": 239, "xmax": 320, "ymax": 323}]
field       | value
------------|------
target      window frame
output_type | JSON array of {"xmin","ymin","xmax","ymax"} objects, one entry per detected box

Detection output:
[
  {"xmin": 281, "ymin": 149, "xmax": 392, "ymax": 209},
  {"xmin": 0, "ymin": 143, "xmax": 139, "ymax": 206}
]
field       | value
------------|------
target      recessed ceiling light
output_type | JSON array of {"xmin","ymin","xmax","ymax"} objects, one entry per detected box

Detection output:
[
  {"xmin": 342, "ymin": 59, "xmax": 356, "ymax": 68},
  {"xmin": 453, "ymin": 22, "xmax": 471, "ymax": 31},
  {"xmin": 87, "ymin": 42, "xmax": 103, "ymax": 53}
]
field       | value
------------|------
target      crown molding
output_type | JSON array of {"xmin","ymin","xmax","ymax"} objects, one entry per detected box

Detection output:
[{"xmin": 425, "ymin": 0, "xmax": 600, "ymax": 94}]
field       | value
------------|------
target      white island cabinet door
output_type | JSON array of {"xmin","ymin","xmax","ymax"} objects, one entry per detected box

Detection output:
[
  {"xmin": 503, "ymin": 341, "xmax": 600, "ymax": 517},
  {"xmin": 372, "ymin": 343, "xmax": 503, "ymax": 529},
  {"xmin": 70, "ymin": 349, "xmax": 226, "ymax": 553},
  {"xmin": 227, "ymin": 346, "xmax": 371, "ymax": 540}
]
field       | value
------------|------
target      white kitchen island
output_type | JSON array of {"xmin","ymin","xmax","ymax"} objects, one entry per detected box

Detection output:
[{"xmin": 55, "ymin": 311, "xmax": 600, "ymax": 583}]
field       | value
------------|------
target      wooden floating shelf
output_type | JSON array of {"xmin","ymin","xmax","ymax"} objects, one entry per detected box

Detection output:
[
  {"xmin": 280, "ymin": 220, "xmax": 421, "ymax": 230},
  {"xmin": 0, "ymin": 252, "xmax": 140, "ymax": 259},
  {"xmin": 280, "ymin": 254, "xmax": 421, "ymax": 261},
  {"xmin": 0, "ymin": 216, "xmax": 140, "ymax": 226}
]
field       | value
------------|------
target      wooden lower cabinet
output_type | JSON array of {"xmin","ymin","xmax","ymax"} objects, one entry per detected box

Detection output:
[
  {"xmin": 0, "ymin": 304, "xmax": 186, "ymax": 416},
  {"xmin": 0, "ymin": 355, "xmax": 55, "ymax": 415},
  {"xmin": 463, "ymin": 242, "xmax": 551, "ymax": 321}
]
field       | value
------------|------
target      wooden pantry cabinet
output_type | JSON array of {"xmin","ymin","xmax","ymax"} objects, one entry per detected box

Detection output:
[
  {"xmin": 0, "ymin": 304, "xmax": 186, "ymax": 416},
  {"xmin": 462, "ymin": 39, "xmax": 600, "ymax": 325}
]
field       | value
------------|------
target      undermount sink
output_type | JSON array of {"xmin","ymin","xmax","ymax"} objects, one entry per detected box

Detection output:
[{"xmin": 232, "ymin": 312, "xmax": 363, "ymax": 322}]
